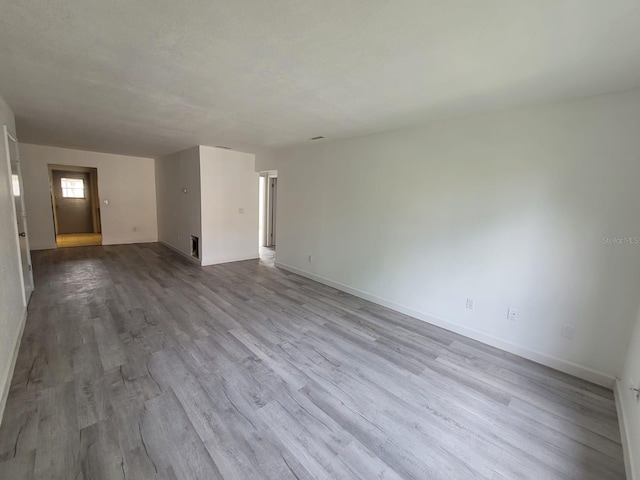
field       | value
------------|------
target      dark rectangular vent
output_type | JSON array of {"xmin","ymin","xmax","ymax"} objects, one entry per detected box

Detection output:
[{"xmin": 191, "ymin": 235, "xmax": 199, "ymax": 259}]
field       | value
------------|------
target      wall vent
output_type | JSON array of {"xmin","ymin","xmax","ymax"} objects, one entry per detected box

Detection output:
[{"xmin": 191, "ymin": 235, "xmax": 199, "ymax": 259}]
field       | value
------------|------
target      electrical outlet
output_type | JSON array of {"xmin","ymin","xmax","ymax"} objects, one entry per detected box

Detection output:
[
  {"xmin": 466, "ymin": 298, "xmax": 474, "ymax": 310},
  {"xmin": 561, "ymin": 323, "xmax": 576, "ymax": 339},
  {"xmin": 308, "ymin": 255, "xmax": 313, "ymax": 263},
  {"xmin": 507, "ymin": 308, "xmax": 519, "ymax": 321}
]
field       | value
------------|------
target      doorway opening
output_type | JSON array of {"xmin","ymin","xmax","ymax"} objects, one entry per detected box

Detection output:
[
  {"xmin": 48, "ymin": 164, "xmax": 102, "ymax": 248},
  {"xmin": 5, "ymin": 126, "xmax": 34, "ymax": 304},
  {"xmin": 259, "ymin": 171, "xmax": 277, "ymax": 263}
]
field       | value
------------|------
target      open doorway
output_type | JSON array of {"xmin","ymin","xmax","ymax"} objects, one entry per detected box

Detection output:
[
  {"xmin": 259, "ymin": 171, "xmax": 277, "ymax": 263},
  {"xmin": 48, "ymin": 164, "xmax": 102, "ymax": 248}
]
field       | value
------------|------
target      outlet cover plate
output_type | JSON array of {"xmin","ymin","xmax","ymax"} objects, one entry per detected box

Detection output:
[{"xmin": 561, "ymin": 323, "xmax": 576, "ymax": 339}]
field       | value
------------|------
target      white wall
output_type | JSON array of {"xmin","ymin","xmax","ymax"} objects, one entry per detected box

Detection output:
[
  {"xmin": 20, "ymin": 144, "xmax": 157, "ymax": 249},
  {"xmin": 155, "ymin": 147, "xmax": 202, "ymax": 260},
  {"xmin": 261, "ymin": 89, "xmax": 640, "ymax": 386},
  {"xmin": 619, "ymin": 304, "xmax": 640, "ymax": 479},
  {"xmin": 200, "ymin": 146, "xmax": 258, "ymax": 265},
  {"xmin": 0, "ymin": 95, "xmax": 27, "ymax": 422}
]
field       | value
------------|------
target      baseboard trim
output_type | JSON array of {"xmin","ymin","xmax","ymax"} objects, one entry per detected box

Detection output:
[
  {"xmin": 102, "ymin": 237, "xmax": 158, "ymax": 246},
  {"xmin": 275, "ymin": 261, "xmax": 616, "ymax": 388},
  {"xmin": 31, "ymin": 238, "xmax": 159, "ymax": 251},
  {"xmin": 30, "ymin": 243, "xmax": 57, "ymax": 251},
  {"xmin": 615, "ymin": 379, "xmax": 636, "ymax": 480},
  {"xmin": 158, "ymin": 241, "xmax": 201, "ymax": 265},
  {"xmin": 202, "ymin": 254, "xmax": 260, "ymax": 266},
  {"xmin": 0, "ymin": 306, "xmax": 27, "ymax": 425}
]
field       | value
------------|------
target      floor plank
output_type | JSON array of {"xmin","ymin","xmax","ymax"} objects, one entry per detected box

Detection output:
[{"xmin": 0, "ymin": 243, "xmax": 626, "ymax": 479}]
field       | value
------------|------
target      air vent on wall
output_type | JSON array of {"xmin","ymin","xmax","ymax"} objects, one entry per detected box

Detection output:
[
  {"xmin": 310, "ymin": 136, "xmax": 325, "ymax": 140},
  {"xmin": 191, "ymin": 235, "xmax": 199, "ymax": 259}
]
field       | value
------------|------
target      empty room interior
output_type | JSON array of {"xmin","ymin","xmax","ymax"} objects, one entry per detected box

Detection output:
[{"xmin": 2, "ymin": 1, "xmax": 640, "ymax": 479}]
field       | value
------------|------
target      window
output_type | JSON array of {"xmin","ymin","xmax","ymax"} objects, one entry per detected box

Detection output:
[
  {"xmin": 61, "ymin": 178, "xmax": 85, "ymax": 198},
  {"xmin": 11, "ymin": 174, "xmax": 20, "ymax": 196}
]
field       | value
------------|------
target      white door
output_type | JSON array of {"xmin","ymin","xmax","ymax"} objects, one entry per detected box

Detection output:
[{"xmin": 4, "ymin": 126, "xmax": 33, "ymax": 303}]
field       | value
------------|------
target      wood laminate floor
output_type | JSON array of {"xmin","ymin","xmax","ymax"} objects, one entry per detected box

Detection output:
[{"xmin": 0, "ymin": 243, "xmax": 626, "ymax": 479}]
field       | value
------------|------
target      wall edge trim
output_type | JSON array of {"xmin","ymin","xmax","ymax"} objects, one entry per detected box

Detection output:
[{"xmin": 201, "ymin": 254, "xmax": 259, "ymax": 266}]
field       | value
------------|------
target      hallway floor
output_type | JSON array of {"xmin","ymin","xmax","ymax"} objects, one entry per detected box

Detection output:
[{"xmin": 56, "ymin": 233, "xmax": 102, "ymax": 248}]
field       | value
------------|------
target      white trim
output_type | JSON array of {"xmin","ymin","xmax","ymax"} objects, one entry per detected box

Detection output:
[
  {"xmin": 202, "ymin": 254, "xmax": 260, "ymax": 266},
  {"xmin": 0, "ymin": 307, "xmax": 27, "ymax": 425},
  {"xmin": 30, "ymin": 243, "xmax": 57, "ymax": 251},
  {"xmin": 160, "ymin": 240, "xmax": 259, "ymax": 266},
  {"xmin": 102, "ymin": 237, "xmax": 157, "ymax": 246},
  {"xmin": 5, "ymin": 130, "xmax": 16, "ymax": 142},
  {"xmin": 31, "ymin": 239, "xmax": 159, "ymax": 250},
  {"xmin": 3, "ymin": 126, "xmax": 27, "ymax": 306},
  {"xmin": 275, "ymin": 261, "xmax": 616, "ymax": 388},
  {"xmin": 159, "ymin": 240, "xmax": 201, "ymax": 265},
  {"xmin": 615, "ymin": 379, "xmax": 636, "ymax": 480}
]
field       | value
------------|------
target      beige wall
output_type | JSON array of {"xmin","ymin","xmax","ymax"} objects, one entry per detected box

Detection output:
[
  {"xmin": 0, "ymin": 94, "xmax": 27, "ymax": 422},
  {"xmin": 20, "ymin": 144, "xmax": 158, "ymax": 249}
]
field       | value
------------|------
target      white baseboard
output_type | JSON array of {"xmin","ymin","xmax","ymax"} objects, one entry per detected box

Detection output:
[
  {"xmin": 158, "ymin": 241, "xmax": 201, "ymax": 265},
  {"xmin": 30, "ymin": 238, "xmax": 158, "ymax": 251},
  {"xmin": 0, "ymin": 307, "xmax": 27, "ymax": 425},
  {"xmin": 275, "ymin": 261, "xmax": 616, "ymax": 388},
  {"xmin": 202, "ymin": 254, "xmax": 260, "ymax": 266},
  {"xmin": 615, "ymin": 379, "xmax": 636, "ymax": 480},
  {"xmin": 30, "ymin": 242, "xmax": 56, "ymax": 251},
  {"xmin": 102, "ymin": 237, "xmax": 158, "ymax": 246}
]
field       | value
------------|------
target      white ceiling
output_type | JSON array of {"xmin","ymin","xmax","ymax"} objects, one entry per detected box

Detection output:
[{"xmin": 1, "ymin": 0, "xmax": 640, "ymax": 157}]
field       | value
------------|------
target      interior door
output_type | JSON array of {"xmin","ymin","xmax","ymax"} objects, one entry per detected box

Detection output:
[
  {"xmin": 52, "ymin": 170, "xmax": 93, "ymax": 234},
  {"xmin": 4, "ymin": 126, "xmax": 33, "ymax": 303}
]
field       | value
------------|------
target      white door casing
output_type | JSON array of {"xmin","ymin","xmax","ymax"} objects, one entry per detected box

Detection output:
[{"xmin": 4, "ymin": 126, "xmax": 33, "ymax": 304}]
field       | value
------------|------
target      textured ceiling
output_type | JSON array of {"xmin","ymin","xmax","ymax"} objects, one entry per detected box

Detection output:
[{"xmin": 1, "ymin": 0, "xmax": 640, "ymax": 157}]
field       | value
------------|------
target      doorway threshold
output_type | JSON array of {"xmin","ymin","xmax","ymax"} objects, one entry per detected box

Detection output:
[{"xmin": 56, "ymin": 233, "xmax": 102, "ymax": 248}]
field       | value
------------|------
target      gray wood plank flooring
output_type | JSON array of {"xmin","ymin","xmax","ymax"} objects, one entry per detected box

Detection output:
[{"xmin": 0, "ymin": 243, "xmax": 626, "ymax": 479}]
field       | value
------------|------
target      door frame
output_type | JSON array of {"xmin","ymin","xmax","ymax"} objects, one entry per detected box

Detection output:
[
  {"xmin": 260, "ymin": 172, "xmax": 277, "ymax": 247},
  {"xmin": 3, "ymin": 125, "xmax": 34, "ymax": 304},
  {"xmin": 267, "ymin": 176, "xmax": 277, "ymax": 247},
  {"xmin": 48, "ymin": 164, "xmax": 101, "ymax": 236}
]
